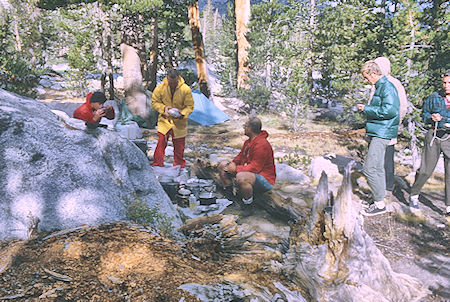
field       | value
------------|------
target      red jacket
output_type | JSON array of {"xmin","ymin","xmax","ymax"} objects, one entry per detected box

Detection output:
[
  {"xmin": 233, "ymin": 130, "xmax": 276, "ymax": 185},
  {"xmin": 73, "ymin": 92, "xmax": 115, "ymax": 123}
]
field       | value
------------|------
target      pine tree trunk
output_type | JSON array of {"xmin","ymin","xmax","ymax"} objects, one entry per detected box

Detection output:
[
  {"xmin": 202, "ymin": 9, "xmax": 207, "ymax": 43},
  {"xmin": 405, "ymin": 9, "xmax": 416, "ymax": 85},
  {"xmin": 213, "ymin": 8, "xmax": 218, "ymax": 32},
  {"xmin": 265, "ymin": 62, "xmax": 271, "ymax": 88},
  {"xmin": 108, "ymin": 65, "xmax": 115, "ymax": 99},
  {"xmin": 106, "ymin": 32, "xmax": 115, "ymax": 99},
  {"xmin": 13, "ymin": 17, "xmax": 21, "ymax": 52},
  {"xmin": 97, "ymin": 3, "xmax": 114, "ymax": 99},
  {"xmin": 307, "ymin": 0, "xmax": 316, "ymax": 96},
  {"xmin": 235, "ymin": 0, "xmax": 250, "ymax": 89},
  {"xmin": 148, "ymin": 17, "xmax": 158, "ymax": 92},
  {"xmin": 188, "ymin": 2, "xmax": 211, "ymax": 97},
  {"xmin": 100, "ymin": 73, "xmax": 106, "ymax": 93}
]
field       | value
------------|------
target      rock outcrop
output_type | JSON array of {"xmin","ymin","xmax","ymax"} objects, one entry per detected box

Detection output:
[{"xmin": 0, "ymin": 89, "xmax": 181, "ymax": 240}]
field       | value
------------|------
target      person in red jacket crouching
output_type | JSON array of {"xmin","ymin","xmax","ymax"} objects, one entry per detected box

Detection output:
[
  {"xmin": 218, "ymin": 116, "xmax": 276, "ymax": 205},
  {"xmin": 73, "ymin": 91, "xmax": 115, "ymax": 129}
]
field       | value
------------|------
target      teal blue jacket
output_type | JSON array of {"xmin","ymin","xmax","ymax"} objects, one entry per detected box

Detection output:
[
  {"xmin": 422, "ymin": 91, "xmax": 448, "ymax": 129},
  {"xmin": 363, "ymin": 76, "xmax": 400, "ymax": 139}
]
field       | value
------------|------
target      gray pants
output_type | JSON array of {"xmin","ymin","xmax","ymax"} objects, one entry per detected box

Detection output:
[
  {"xmin": 411, "ymin": 129, "xmax": 450, "ymax": 206},
  {"xmin": 363, "ymin": 137, "xmax": 391, "ymax": 202}
]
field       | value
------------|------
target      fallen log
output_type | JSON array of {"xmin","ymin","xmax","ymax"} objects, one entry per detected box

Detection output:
[
  {"xmin": 177, "ymin": 214, "xmax": 224, "ymax": 233},
  {"xmin": 285, "ymin": 161, "xmax": 430, "ymax": 302},
  {"xmin": 254, "ymin": 191, "xmax": 302, "ymax": 221}
]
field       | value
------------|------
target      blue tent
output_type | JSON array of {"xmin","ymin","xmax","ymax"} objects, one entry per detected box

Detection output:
[{"xmin": 188, "ymin": 89, "xmax": 230, "ymax": 126}]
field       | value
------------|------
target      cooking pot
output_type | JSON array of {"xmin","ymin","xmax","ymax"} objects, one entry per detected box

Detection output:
[
  {"xmin": 185, "ymin": 183, "xmax": 200, "ymax": 197},
  {"xmin": 160, "ymin": 181, "xmax": 179, "ymax": 201},
  {"xmin": 198, "ymin": 192, "xmax": 216, "ymax": 205},
  {"xmin": 198, "ymin": 182, "xmax": 216, "ymax": 193},
  {"xmin": 176, "ymin": 188, "xmax": 191, "ymax": 207}
]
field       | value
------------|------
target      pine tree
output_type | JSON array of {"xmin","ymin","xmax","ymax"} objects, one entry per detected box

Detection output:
[
  {"xmin": 216, "ymin": 1, "xmax": 238, "ymax": 96},
  {"xmin": 314, "ymin": 0, "xmax": 381, "ymax": 124}
]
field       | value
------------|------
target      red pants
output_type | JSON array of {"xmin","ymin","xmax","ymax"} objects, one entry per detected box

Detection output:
[{"xmin": 153, "ymin": 129, "xmax": 186, "ymax": 168}]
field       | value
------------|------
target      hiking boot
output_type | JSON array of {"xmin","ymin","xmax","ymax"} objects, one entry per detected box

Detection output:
[
  {"xmin": 361, "ymin": 203, "xmax": 387, "ymax": 216},
  {"xmin": 409, "ymin": 195, "xmax": 420, "ymax": 214},
  {"xmin": 361, "ymin": 200, "xmax": 372, "ymax": 209}
]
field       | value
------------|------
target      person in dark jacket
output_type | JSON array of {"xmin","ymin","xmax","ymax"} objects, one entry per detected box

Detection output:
[
  {"xmin": 73, "ymin": 91, "xmax": 115, "ymax": 129},
  {"xmin": 357, "ymin": 60, "xmax": 400, "ymax": 216},
  {"xmin": 218, "ymin": 117, "xmax": 276, "ymax": 205},
  {"xmin": 409, "ymin": 70, "xmax": 450, "ymax": 219}
]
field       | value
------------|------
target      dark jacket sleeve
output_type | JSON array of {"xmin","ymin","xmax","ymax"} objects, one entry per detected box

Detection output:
[{"xmin": 423, "ymin": 92, "xmax": 447, "ymax": 127}]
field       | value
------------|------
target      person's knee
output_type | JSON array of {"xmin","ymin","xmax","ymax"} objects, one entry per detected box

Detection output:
[
  {"xmin": 235, "ymin": 172, "xmax": 255, "ymax": 186},
  {"xmin": 235, "ymin": 172, "xmax": 249, "ymax": 184}
]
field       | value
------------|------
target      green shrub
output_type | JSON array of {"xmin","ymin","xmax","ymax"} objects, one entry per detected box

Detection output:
[{"xmin": 123, "ymin": 195, "xmax": 174, "ymax": 236}]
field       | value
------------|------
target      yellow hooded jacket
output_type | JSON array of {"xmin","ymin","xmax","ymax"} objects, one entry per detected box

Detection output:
[{"xmin": 152, "ymin": 76, "xmax": 194, "ymax": 138}]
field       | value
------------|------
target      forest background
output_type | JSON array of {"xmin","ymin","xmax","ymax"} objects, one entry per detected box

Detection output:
[{"xmin": 0, "ymin": 0, "xmax": 448, "ymax": 133}]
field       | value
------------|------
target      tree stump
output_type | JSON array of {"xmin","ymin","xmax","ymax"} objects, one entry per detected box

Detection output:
[
  {"xmin": 121, "ymin": 43, "xmax": 157, "ymax": 128},
  {"xmin": 285, "ymin": 162, "xmax": 430, "ymax": 301}
]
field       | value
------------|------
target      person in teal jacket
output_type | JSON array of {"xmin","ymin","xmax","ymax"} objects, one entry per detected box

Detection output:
[
  {"xmin": 409, "ymin": 70, "xmax": 450, "ymax": 219},
  {"xmin": 357, "ymin": 60, "xmax": 400, "ymax": 216}
]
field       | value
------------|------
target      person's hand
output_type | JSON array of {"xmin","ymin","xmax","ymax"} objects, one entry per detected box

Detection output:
[
  {"xmin": 163, "ymin": 106, "xmax": 172, "ymax": 118},
  {"xmin": 357, "ymin": 104, "xmax": 365, "ymax": 112},
  {"xmin": 224, "ymin": 162, "xmax": 237, "ymax": 175},
  {"xmin": 93, "ymin": 108, "xmax": 106, "ymax": 122},
  {"xmin": 103, "ymin": 105, "xmax": 113, "ymax": 113},
  {"xmin": 432, "ymin": 113, "xmax": 442, "ymax": 122}
]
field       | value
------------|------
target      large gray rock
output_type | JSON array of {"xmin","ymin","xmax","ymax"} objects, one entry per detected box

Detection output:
[
  {"xmin": 275, "ymin": 163, "xmax": 309, "ymax": 184},
  {"xmin": 0, "ymin": 89, "xmax": 182, "ymax": 240}
]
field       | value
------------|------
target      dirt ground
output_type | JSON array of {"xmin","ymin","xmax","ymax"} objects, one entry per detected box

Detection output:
[
  {"xmin": 0, "ymin": 222, "xmax": 288, "ymax": 301},
  {"xmin": 1, "ymin": 93, "xmax": 449, "ymax": 301}
]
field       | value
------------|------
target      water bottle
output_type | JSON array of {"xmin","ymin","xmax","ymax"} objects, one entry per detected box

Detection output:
[{"xmin": 189, "ymin": 194, "xmax": 198, "ymax": 210}]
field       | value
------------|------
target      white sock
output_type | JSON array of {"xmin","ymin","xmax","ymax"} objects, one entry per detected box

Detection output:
[
  {"xmin": 410, "ymin": 195, "xmax": 419, "ymax": 205},
  {"xmin": 446, "ymin": 206, "xmax": 450, "ymax": 214},
  {"xmin": 242, "ymin": 196, "xmax": 253, "ymax": 205},
  {"xmin": 375, "ymin": 200, "xmax": 385, "ymax": 209}
]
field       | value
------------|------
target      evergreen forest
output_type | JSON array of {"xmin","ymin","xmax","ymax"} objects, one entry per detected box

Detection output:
[{"xmin": 0, "ymin": 0, "xmax": 448, "ymax": 130}]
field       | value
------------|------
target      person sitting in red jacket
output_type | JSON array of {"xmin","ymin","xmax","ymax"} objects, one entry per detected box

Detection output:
[
  {"xmin": 73, "ymin": 91, "xmax": 115, "ymax": 129},
  {"xmin": 218, "ymin": 116, "xmax": 276, "ymax": 205}
]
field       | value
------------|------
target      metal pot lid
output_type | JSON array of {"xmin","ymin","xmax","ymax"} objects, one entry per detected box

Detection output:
[
  {"xmin": 199, "ymin": 192, "xmax": 216, "ymax": 199},
  {"xmin": 186, "ymin": 182, "xmax": 199, "ymax": 188},
  {"xmin": 178, "ymin": 188, "xmax": 191, "ymax": 195}
]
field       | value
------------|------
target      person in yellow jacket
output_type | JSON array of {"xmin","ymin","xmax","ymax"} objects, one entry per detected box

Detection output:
[{"xmin": 152, "ymin": 69, "xmax": 194, "ymax": 168}]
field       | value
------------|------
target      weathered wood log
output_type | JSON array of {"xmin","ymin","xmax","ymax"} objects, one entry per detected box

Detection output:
[
  {"xmin": 254, "ymin": 191, "xmax": 301, "ymax": 221},
  {"xmin": 177, "ymin": 214, "xmax": 223, "ymax": 233},
  {"xmin": 285, "ymin": 161, "xmax": 430, "ymax": 302},
  {"xmin": 178, "ymin": 214, "xmax": 255, "ymax": 257}
]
